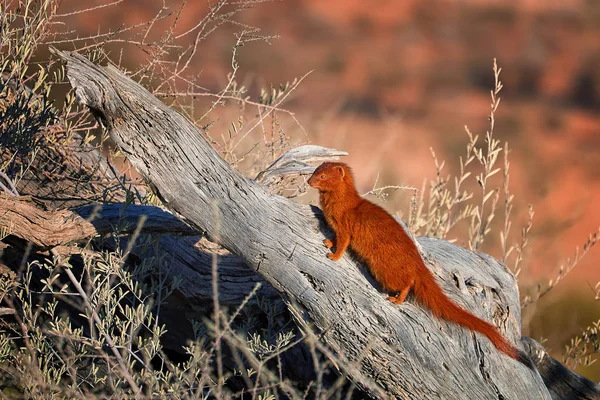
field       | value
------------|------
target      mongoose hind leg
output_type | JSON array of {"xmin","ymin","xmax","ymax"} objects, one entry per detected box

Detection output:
[{"xmin": 388, "ymin": 284, "xmax": 412, "ymax": 304}]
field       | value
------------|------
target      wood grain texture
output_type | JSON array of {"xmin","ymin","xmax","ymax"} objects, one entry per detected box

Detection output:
[
  {"xmin": 51, "ymin": 48, "xmax": 554, "ymax": 399},
  {"xmin": 83, "ymin": 204, "xmax": 279, "ymax": 304},
  {"xmin": 0, "ymin": 196, "xmax": 96, "ymax": 248}
]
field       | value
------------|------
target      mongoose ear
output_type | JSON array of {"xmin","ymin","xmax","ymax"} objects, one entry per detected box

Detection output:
[{"xmin": 335, "ymin": 166, "xmax": 345, "ymax": 178}]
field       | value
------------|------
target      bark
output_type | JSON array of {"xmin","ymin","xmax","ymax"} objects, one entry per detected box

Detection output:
[{"xmin": 43, "ymin": 48, "xmax": 596, "ymax": 399}]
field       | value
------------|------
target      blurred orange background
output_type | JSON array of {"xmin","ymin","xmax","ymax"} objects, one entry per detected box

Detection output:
[{"xmin": 56, "ymin": 0, "xmax": 600, "ymax": 379}]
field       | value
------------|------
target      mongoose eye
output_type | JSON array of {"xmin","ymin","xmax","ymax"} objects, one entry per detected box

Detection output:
[{"xmin": 320, "ymin": 174, "xmax": 326, "ymax": 179}]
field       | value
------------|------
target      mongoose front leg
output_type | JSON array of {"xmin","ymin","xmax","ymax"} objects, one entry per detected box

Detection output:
[
  {"xmin": 327, "ymin": 230, "xmax": 350, "ymax": 261},
  {"xmin": 323, "ymin": 239, "xmax": 334, "ymax": 249}
]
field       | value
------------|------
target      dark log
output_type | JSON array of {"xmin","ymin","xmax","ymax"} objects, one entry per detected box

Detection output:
[
  {"xmin": 522, "ymin": 337, "xmax": 600, "ymax": 400},
  {"xmin": 49, "ymin": 48, "xmax": 562, "ymax": 399}
]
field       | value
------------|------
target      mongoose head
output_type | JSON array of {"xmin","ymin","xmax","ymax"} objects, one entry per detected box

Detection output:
[{"xmin": 307, "ymin": 162, "xmax": 354, "ymax": 192}]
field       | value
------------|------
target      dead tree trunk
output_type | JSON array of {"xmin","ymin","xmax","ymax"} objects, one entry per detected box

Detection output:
[{"xmin": 49, "ymin": 48, "xmax": 589, "ymax": 399}]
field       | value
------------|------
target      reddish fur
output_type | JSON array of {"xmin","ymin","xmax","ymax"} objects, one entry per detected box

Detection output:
[{"xmin": 308, "ymin": 162, "xmax": 533, "ymax": 369}]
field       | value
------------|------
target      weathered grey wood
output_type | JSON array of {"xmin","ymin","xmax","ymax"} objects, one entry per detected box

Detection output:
[
  {"xmin": 255, "ymin": 144, "xmax": 348, "ymax": 183},
  {"xmin": 255, "ymin": 145, "xmax": 349, "ymax": 198},
  {"xmin": 53, "ymin": 48, "xmax": 552, "ymax": 399},
  {"xmin": 76, "ymin": 203, "xmax": 279, "ymax": 304}
]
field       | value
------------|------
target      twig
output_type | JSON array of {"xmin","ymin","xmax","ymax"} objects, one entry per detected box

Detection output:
[{"xmin": 0, "ymin": 171, "xmax": 19, "ymax": 196}]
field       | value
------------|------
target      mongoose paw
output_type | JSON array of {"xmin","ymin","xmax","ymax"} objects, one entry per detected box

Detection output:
[
  {"xmin": 323, "ymin": 239, "xmax": 334, "ymax": 249},
  {"xmin": 327, "ymin": 252, "xmax": 341, "ymax": 261},
  {"xmin": 388, "ymin": 295, "xmax": 405, "ymax": 305}
]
